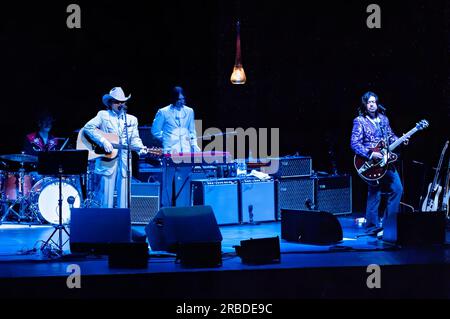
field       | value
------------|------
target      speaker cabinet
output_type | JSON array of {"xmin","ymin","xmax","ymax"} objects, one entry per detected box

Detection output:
[
  {"xmin": 315, "ymin": 175, "xmax": 352, "ymax": 215},
  {"xmin": 130, "ymin": 182, "xmax": 160, "ymax": 225},
  {"xmin": 383, "ymin": 211, "xmax": 446, "ymax": 245},
  {"xmin": 241, "ymin": 179, "xmax": 276, "ymax": 223},
  {"xmin": 115, "ymin": 182, "xmax": 160, "ymax": 225},
  {"xmin": 281, "ymin": 209, "xmax": 343, "ymax": 244},
  {"xmin": 191, "ymin": 178, "xmax": 239, "ymax": 225},
  {"xmin": 145, "ymin": 205, "xmax": 223, "ymax": 252},
  {"xmin": 277, "ymin": 178, "xmax": 315, "ymax": 218},
  {"xmin": 70, "ymin": 208, "xmax": 131, "ymax": 253},
  {"xmin": 262, "ymin": 156, "xmax": 312, "ymax": 178}
]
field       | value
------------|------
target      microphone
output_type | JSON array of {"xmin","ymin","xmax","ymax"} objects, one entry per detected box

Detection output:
[
  {"xmin": 305, "ymin": 199, "xmax": 316, "ymax": 210},
  {"xmin": 248, "ymin": 205, "xmax": 254, "ymax": 223},
  {"xmin": 378, "ymin": 104, "xmax": 387, "ymax": 112},
  {"xmin": 67, "ymin": 196, "xmax": 76, "ymax": 209},
  {"xmin": 118, "ymin": 104, "xmax": 127, "ymax": 111}
]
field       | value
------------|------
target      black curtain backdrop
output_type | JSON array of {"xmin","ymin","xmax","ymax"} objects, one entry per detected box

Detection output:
[{"xmin": 1, "ymin": 0, "xmax": 449, "ymax": 212}]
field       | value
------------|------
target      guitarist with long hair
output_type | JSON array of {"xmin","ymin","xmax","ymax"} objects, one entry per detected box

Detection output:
[
  {"xmin": 82, "ymin": 87, "xmax": 148, "ymax": 208},
  {"xmin": 351, "ymin": 91, "xmax": 407, "ymax": 232}
]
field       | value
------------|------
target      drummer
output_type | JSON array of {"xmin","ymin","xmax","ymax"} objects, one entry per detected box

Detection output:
[{"xmin": 23, "ymin": 112, "xmax": 59, "ymax": 156}]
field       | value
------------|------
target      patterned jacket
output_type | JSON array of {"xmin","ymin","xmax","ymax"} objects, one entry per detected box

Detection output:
[
  {"xmin": 351, "ymin": 114, "xmax": 398, "ymax": 159},
  {"xmin": 24, "ymin": 132, "xmax": 59, "ymax": 155}
]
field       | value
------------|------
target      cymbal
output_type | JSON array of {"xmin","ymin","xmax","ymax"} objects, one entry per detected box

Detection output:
[{"xmin": 0, "ymin": 154, "xmax": 38, "ymax": 163}]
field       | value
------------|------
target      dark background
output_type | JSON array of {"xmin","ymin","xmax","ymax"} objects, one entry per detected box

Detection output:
[{"xmin": 1, "ymin": 0, "xmax": 449, "ymax": 212}]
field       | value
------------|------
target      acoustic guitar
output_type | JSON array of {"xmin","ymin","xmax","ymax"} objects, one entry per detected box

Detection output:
[
  {"xmin": 422, "ymin": 140, "xmax": 449, "ymax": 212},
  {"xmin": 442, "ymin": 157, "xmax": 450, "ymax": 217},
  {"xmin": 76, "ymin": 128, "xmax": 162, "ymax": 160}
]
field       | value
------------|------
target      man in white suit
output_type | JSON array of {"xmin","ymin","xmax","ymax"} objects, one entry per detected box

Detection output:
[
  {"xmin": 83, "ymin": 87, "xmax": 147, "ymax": 208},
  {"xmin": 151, "ymin": 86, "xmax": 200, "ymax": 207}
]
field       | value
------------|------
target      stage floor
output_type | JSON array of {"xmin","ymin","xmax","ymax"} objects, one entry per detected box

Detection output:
[{"xmin": 0, "ymin": 214, "xmax": 449, "ymax": 299}]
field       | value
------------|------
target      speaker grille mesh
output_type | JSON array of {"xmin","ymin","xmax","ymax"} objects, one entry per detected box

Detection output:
[
  {"xmin": 316, "ymin": 175, "xmax": 352, "ymax": 215},
  {"xmin": 277, "ymin": 178, "xmax": 315, "ymax": 218},
  {"xmin": 317, "ymin": 188, "xmax": 351, "ymax": 215},
  {"xmin": 130, "ymin": 196, "xmax": 160, "ymax": 224},
  {"xmin": 274, "ymin": 157, "xmax": 312, "ymax": 178}
]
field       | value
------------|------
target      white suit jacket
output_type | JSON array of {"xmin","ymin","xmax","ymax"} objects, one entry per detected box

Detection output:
[
  {"xmin": 83, "ymin": 110, "xmax": 145, "ymax": 176},
  {"xmin": 151, "ymin": 104, "xmax": 200, "ymax": 153}
]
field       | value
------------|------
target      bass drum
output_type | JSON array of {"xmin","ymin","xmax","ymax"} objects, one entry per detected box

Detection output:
[{"xmin": 30, "ymin": 178, "xmax": 82, "ymax": 224}]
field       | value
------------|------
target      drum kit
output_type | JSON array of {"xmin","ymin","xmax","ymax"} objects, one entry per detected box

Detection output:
[{"xmin": 0, "ymin": 153, "xmax": 95, "ymax": 225}]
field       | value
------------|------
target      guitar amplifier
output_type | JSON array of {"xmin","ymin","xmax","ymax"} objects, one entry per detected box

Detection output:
[
  {"xmin": 115, "ymin": 182, "xmax": 160, "ymax": 225},
  {"xmin": 262, "ymin": 156, "xmax": 312, "ymax": 178},
  {"xmin": 315, "ymin": 175, "xmax": 352, "ymax": 215},
  {"xmin": 240, "ymin": 178, "xmax": 276, "ymax": 223},
  {"xmin": 277, "ymin": 177, "xmax": 315, "ymax": 219},
  {"xmin": 191, "ymin": 178, "xmax": 240, "ymax": 225}
]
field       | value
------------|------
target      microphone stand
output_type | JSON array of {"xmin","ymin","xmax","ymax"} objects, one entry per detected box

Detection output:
[{"xmin": 122, "ymin": 107, "xmax": 132, "ymax": 209}]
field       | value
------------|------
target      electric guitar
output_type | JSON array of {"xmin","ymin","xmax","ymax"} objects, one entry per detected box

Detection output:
[
  {"xmin": 421, "ymin": 140, "xmax": 449, "ymax": 212},
  {"xmin": 354, "ymin": 119, "xmax": 429, "ymax": 183},
  {"xmin": 76, "ymin": 128, "xmax": 162, "ymax": 160},
  {"xmin": 442, "ymin": 157, "xmax": 450, "ymax": 217}
]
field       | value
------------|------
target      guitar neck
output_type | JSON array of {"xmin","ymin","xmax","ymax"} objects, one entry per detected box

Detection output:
[
  {"xmin": 442, "ymin": 158, "xmax": 450, "ymax": 196},
  {"xmin": 111, "ymin": 143, "xmax": 141, "ymax": 152},
  {"xmin": 388, "ymin": 127, "xmax": 418, "ymax": 151},
  {"xmin": 430, "ymin": 141, "xmax": 449, "ymax": 191}
]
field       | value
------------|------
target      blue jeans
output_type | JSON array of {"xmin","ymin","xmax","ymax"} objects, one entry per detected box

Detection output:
[{"xmin": 365, "ymin": 168, "xmax": 403, "ymax": 228}]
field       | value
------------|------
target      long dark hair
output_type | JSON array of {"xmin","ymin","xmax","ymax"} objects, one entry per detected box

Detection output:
[
  {"xmin": 358, "ymin": 91, "xmax": 378, "ymax": 116},
  {"xmin": 170, "ymin": 86, "xmax": 185, "ymax": 104}
]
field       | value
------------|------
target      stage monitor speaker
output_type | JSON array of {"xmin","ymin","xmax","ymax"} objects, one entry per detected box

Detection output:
[
  {"xmin": 70, "ymin": 208, "xmax": 131, "ymax": 253},
  {"xmin": 315, "ymin": 175, "xmax": 352, "ymax": 215},
  {"xmin": 191, "ymin": 178, "xmax": 239, "ymax": 225},
  {"xmin": 145, "ymin": 205, "xmax": 223, "ymax": 253},
  {"xmin": 235, "ymin": 237, "xmax": 281, "ymax": 264},
  {"xmin": 383, "ymin": 211, "xmax": 446, "ymax": 245},
  {"xmin": 241, "ymin": 179, "xmax": 276, "ymax": 223},
  {"xmin": 281, "ymin": 209, "xmax": 343, "ymax": 244},
  {"xmin": 277, "ymin": 178, "xmax": 315, "ymax": 219}
]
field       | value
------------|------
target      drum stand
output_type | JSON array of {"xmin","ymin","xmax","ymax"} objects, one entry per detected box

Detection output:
[{"xmin": 0, "ymin": 167, "xmax": 30, "ymax": 224}]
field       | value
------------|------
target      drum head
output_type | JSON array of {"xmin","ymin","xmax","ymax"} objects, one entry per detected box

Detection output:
[{"xmin": 33, "ymin": 179, "xmax": 81, "ymax": 224}]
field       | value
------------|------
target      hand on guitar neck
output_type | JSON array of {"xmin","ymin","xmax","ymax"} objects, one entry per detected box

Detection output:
[{"xmin": 77, "ymin": 129, "xmax": 162, "ymax": 160}]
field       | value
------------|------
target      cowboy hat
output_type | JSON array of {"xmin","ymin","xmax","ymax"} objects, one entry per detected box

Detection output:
[{"xmin": 102, "ymin": 87, "xmax": 131, "ymax": 107}]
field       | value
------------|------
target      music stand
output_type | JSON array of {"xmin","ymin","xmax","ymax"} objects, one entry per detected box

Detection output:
[{"xmin": 38, "ymin": 150, "xmax": 88, "ymax": 256}]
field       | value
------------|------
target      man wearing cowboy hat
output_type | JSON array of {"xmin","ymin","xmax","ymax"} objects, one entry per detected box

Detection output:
[{"xmin": 83, "ymin": 87, "xmax": 147, "ymax": 208}]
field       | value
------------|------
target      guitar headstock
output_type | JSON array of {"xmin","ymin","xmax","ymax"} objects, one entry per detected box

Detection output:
[{"xmin": 416, "ymin": 119, "xmax": 429, "ymax": 130}]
